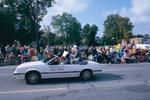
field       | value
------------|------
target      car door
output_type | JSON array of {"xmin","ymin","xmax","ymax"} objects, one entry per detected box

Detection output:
[
  {"xmin": 62, "ymin": 63, "xmax": 83, "ymax": 77},
  {"xmin": 47, "ymin": 63, "xmax": 80, "ymax": 78},
  {"xmin": 40, "ymin": 56, "xmax": 65, "ymax": 79},
  {"xmin": 48, "ymin": 64, "xmax": 66, "ymax": 78},
  {"xmin": 46, "ymin": 57, "xmax": 67, "ymax": 78}
]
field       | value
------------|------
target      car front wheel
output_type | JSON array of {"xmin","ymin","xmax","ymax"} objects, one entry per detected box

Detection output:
[
  {"xmin": 25, "ymin": 72, "xmax": 41, "ymax": 84},
  {"xmin": 80, "ymin": 70, "xmax": 93, "ymax": 80}
]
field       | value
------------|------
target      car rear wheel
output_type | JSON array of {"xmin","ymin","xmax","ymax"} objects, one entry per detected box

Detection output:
[
  {"xmin": 80, "ymin": 70, "xmax": 93, "ymax": 80},
  {"xmin": 25, "ymin": 72, "xmax": 41, "ymax": 84}
]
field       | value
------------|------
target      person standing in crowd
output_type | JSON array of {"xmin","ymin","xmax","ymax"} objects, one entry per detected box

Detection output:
[
  {"xmin": 29, "ymin": 46, "xmax": 35, "ymax": 61},
  {"xmin": 121, "ymin": 39, "xmax": 127, "ymax": 49},
  {"xmin": 0, "ymin": 46, "xmax": 4, "ymax": 65},
  {"xmin": 121, "ymin": 49, "xmax": 130, "ymax": 64},
  {"xmin": 91, "ymin": 46, "xmax": 98, "ymax": 62},
  {"xmin": 1, "ymin": 44, "xmax": 6, "ymax": 60},
  {"xmin": 131, "ymin": 40, "xmax": 136, "ymax": 48},
  {"xmin": 21, "ymin": 45, "xmax": 30, "ymax": 62},
  {"xmin": 38, "ymin": 46, "xmax": 44, "ymax": 61}
]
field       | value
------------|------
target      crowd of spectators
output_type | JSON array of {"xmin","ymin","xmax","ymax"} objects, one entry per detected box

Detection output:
[
  {"xmin": 0, "ymin": 40, "xmax": 150, "ymax": 65},
  {"xmin": 89, "ymin": 40, "xmax": 150, "ymax": 64}
]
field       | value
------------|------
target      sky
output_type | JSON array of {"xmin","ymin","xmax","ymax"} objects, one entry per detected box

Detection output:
[{"xmin": 40, "ymin": 0, "xmax": 150, "ymax": 37}]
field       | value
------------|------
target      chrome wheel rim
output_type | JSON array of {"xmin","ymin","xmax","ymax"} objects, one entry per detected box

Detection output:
[
  {"xmin": 28, "ymin": 73, "xmax": 39, "ymax": 84},
  {"xmin": 82, "ymin": 71, "xmax": 92, "ymax": 80}
]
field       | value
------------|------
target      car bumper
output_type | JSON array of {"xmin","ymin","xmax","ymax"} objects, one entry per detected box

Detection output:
[{"xmin": 13, "ymin": 73, "xmax": 25, "ymax": 79}]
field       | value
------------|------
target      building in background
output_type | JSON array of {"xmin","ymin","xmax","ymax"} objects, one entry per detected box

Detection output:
[{"xmin": 130, "ymin": 38, "xmax": 143, "ymax": 44}]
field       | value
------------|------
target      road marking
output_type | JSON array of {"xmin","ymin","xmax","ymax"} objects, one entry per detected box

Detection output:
[{"xmin": 0, "ymin": 88, "xmax": 67, "ymax": 95}]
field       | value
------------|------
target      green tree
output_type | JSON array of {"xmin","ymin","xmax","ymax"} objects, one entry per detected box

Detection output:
[
  {"xmin": 103, "ymin": 14, "xmax": 134, "ymax": 45},
  {"xmin": 51, "ymin": 12, "xmax": 82, "ymax": 45},
  {"xmin": 82, "ymin": 24, "xmax": 90, "ymax": 45},
  {"xmin": 3, "ymin": 0, "xmax": 55, "ymax": 44},
  {"xmin": 0, "ymin": 6, "xmax": 16, "ymax": 45},
  {"xmin": 89, "ymin": 25, "xmax": 98, "ymax": 46},
  {"xmin": 82, "ymin": 24, "xmax": 98, "ymax": 46},
  {"xmin": 41, "ymin": 32, "xmax": 56, "ymax": 45}
]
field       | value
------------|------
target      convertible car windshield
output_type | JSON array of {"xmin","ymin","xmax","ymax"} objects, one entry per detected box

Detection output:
[
  {"xmin": 42, "ymin": 58, "xmax": 50, "ymax": 63},
  {"xmin": 42, "ymin": 55, "xmax": 57, "ymax": 63}
]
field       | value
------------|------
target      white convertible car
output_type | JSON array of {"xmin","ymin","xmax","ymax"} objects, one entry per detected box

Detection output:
[{"xmin": 14, "ymin": 55, "xmax": 102, "ymax": 84}]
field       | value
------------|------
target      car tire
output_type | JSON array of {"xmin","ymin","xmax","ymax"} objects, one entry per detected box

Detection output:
[
  {"xmin": 80, "ymin": 70, "xmax": 93, "ymax": 80},
  {"xmin": 25, "ymin": 72, "xmax": 41, "ymax": 84}
]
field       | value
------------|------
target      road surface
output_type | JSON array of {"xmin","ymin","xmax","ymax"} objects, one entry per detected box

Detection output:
[{"xmin": 0, "ymin": 64, "xmax": 150, "ymax": 100}]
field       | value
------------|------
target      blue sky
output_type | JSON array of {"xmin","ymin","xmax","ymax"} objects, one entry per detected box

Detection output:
[{"xmin": 41, "ymin": 0, "xmax": 150, "ymax": 37}]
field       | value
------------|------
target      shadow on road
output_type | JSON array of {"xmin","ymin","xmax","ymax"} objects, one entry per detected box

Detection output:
[
  {"xmin": 92, "ymin": 73, "xmax": 124, "ymax": 82},
  {"xmin": 37, "ymin": 73, "xmax": 124, "ymax": 85}
]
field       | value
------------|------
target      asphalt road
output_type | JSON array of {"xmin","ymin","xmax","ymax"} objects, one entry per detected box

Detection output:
[{"xmin": 0, "ymin": 64, "xmax": 150, "ymax": 100}]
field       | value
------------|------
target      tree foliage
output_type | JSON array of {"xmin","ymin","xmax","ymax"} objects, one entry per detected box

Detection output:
[
  {"xmin": 82, "ymin": 24, "xmax": 98, "ymax": 46},
  {"xmin": 103, "ymin": 14, "xmax": 134, "ymax": 45},
  {"xmin": 51, "ymin": 12, "xmax": 82, "ymax": 45},
  {"xmin": 0, "ymin": 6, "xmax": 16, "ymax": 45},
  {"xmin": 2, "ymin": 0, "xmax": 55, "ymax": 44}
]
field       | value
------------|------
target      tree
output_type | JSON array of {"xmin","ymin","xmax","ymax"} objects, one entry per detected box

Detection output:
[
  {"xmin": 3, "ymin": 0, "xmax": 55, "ymax": 44},
  {"xmin": 0, "ymin": 6, "xmax": 16, "ymax": 45},
  {"xmin": 82, "ymin": 24, "xmax": 90, "ymax": 45},
  {"xmin": 89, "ymin": 25, "xmax": 98, "ymax": 45},
  {"xmin": 103, "ymin": 14, "xmax": 134, "ymax": 45},
  {"xmin": 51, "ymin": 12, "xmax": 82, "ymax": 45},
  {"xmin": 41, "ymin": 27, "xmax": 56, "ymax": 46},
  {"xmin": 82, "ymin": 24, "xmax": 98, "ymax": 46}
]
